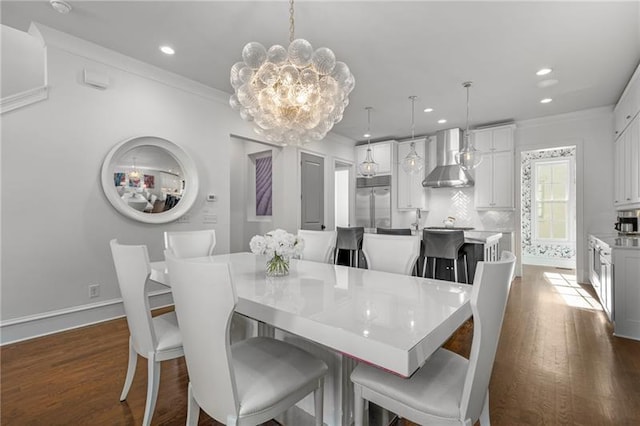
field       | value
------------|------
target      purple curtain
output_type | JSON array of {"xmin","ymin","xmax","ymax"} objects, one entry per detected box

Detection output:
[{"xmin": 256, "ymin": 156, "xmax": 272, "ymax": 216}]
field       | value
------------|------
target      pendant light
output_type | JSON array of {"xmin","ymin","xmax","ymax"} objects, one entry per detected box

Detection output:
[
  {"xmin": 455, "ymin": 81, "xmax": 482, "ymax": 170},
  {"xmin": 358, "ymin": 107, "xmax": 378, "ymax": 178},
  {"xmin": 229, "ymin": 0, "xmax": 355, "ymax": 146},
  {"xmin": 401, "ymin": 95, "xmax": 425, "ymax": 174},
  {"xmin": 128, "ymin": 157, "xmax": 141, "ymax": 181}
]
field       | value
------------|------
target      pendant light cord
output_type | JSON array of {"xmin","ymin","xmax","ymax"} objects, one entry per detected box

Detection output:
[
  {"xmin": 463, "ymin": 81, "xmax": 472, "ymax": 147},
  {"xmin": 289, "ymin": 0, "xmax": 295, "ymax": 43},
  {"xmin": 366, "ymin": 107, "xmax": 372, "ymax": 147},
  {"xmin": 409, "ymin": 95, "xmax": 417, "ymax": 143}
]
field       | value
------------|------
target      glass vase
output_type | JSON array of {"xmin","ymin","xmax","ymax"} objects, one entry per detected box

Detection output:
[{"xmin": 266, "ymin": 254, "xmax": 290, "ymax": 277}]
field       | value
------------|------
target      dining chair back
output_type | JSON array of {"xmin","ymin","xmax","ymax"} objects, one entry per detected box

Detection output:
[
  {"xmin": 110, "ymin": 239, "xmax": 184, "ymax": 426},
  {"xmin": 335, "ymin": 226, "xmax": 364, "ymax": 267},
  {"xmin": 423, "ymin": 229, "xmax": 468, "ymax": 282},
  {"xmin": 351, "ymin": 251, "xmax": 517, "ymax": 426},
  {"xmin": 298, "ymin": 229, "xmax": 337, "ymax": 263},
  {"xmin": 165, "ymin": 253, "xmax": 328, "ymax": 426},
  {"xmin": 376, "ymin": 228, "xmax": 412, "ymax": 235},
  {"xmin": 362, "ymin": 233, "xmax": 420, "ymax": 275},
  {"xmin": 164, "ymin": 229, "xmax": 216, "ymax": 259}
]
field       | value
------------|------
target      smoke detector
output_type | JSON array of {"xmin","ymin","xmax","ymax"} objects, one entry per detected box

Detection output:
[{"xmin": 50, "ymin": 0, "xmax": 72, "ymax": 14}]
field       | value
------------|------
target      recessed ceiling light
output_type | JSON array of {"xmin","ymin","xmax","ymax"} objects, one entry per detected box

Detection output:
[
  {"xmin": 363, "ymin": 132, "xmax": 371, "ymax": 138},
  {"xmin": 537, "ymin": 79, "xmax": 559, "ymax": 88},
  {"xmin": 540, "ymin": 98, "xmax": 553, "ymax": 104},
  {"xmin": 160, "ymin": 45, "xmax": 175, "ymax": 55},
  {"xmin": 423, "ymin": 108, "xmax": 434, "ymax": 113},
  {"xmin": 536, "ymin": 68, "xmax": 553, "ymax": 76},
  {"xmin": 437, "ymin": 119, "xmax": 447, "ymax": 124},
  {"xmin": 50, "ymin": 0, "xmax": 72, "ymax": 14}
]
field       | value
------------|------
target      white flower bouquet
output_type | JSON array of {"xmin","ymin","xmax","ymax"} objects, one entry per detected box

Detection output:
[{"xmin": 249, "ymin": 229, "xmax": 304, "ymax": 276}]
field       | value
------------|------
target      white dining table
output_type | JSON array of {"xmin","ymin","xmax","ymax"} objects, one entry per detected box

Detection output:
[{"xmin": 150, "ymin": 252, "xmax": 473, "ymax": 426}]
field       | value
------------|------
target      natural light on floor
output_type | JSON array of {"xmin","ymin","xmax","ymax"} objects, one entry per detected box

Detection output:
[{"xmin": 543, "ymin": 271, "xmax": 602, "ymax": 311}]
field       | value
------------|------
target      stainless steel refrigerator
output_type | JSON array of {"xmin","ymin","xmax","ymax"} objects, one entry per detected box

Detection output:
[{"xmin": 355, "ymin": 175, "xmax": 392, "ymax": 229}]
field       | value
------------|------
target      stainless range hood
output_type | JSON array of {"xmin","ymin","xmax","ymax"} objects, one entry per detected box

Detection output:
[{"xmin": 422, "ymin": 128, "xmax": 474, "ymax": 188}]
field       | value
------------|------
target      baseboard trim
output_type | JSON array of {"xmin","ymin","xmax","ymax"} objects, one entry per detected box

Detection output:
[{"xmin": 0, "ymin": 289, "xmax": 173, "ymax": 346}]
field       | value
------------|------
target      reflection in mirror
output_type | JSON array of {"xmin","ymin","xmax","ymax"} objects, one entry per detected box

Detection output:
[
  {"xmin": 101, "ymin": 136, "xmax": 198, "ymax": 224},
  {"xmin": 113, "ymin": 145, "xmax": 184, "ymax": 214}
]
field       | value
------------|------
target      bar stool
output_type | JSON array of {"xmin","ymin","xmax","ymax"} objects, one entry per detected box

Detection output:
[
  {"xmin": 422, "ymin": 229, "xmax": 468, "ymax": 283},
  {"xmin": 376, "ymin": 228, "xmax": 412, "ymax": 235},
  {"xmin": 335, "ymin": 227, "xmax": 364, "ymax": 268}
]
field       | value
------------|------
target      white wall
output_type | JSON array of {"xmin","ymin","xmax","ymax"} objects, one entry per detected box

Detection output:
[
  {"xmin": 0, "ymin": 24, "xmax": 46, "ymax": 98},
  {"xmin": 515, "ymin": 107, "xmax": 615, "ymax": 282},
  {"xmin": 0, "ymin": 24, "xmax": 355, "ymax": 342}
]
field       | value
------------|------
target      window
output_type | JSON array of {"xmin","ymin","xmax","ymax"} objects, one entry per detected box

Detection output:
[{"xmin": 533, "ymin": 159, "xmax": 571, "ymax": 241}]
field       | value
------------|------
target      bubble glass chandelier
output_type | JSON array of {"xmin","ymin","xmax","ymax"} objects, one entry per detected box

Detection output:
[{"xmin": 229, "ymin": 0, "xmax": 355, "ymax": 146}]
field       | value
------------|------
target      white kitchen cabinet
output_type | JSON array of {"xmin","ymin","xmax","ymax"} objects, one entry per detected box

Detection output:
[
  {"xmin": 396, "ymin": 139, "xmax": 427, "ymax": 210},
  {"xmin": 614, "ymin": 64, "xmax": 640, "ymax": 140},
  {"xmin": 613, "ymin": 248, "xmax": 640, "ymax": 341},
  {"xmin": 356, "ymin": 141, "xmax": 393, "ymax": 176},
  {"xmin": 614, "ymin": 116, "xmax": 640, "ymax": 208},
  {"xmin": 472, "ymin": 125, "xmax": 515, "ymax": 210}
]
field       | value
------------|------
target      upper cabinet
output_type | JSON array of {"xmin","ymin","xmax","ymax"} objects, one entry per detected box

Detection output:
[
  {"xmin": 614, "ymin": 64, "xmax": 640, "ymax": 210},
  {"xmin": 396, "ymin": 139, "xmax": 427, "ymax": 210},
  {"xmin": 614, "ymin": 65, "xmax": 640, "ymax": 140},
  {"xmin": 472, "ymin": 125, "xmax": 515, "ymax": 210},
  {"xmin": 356, "ymin": 141, "xmax": 394, "ymax": 176}
]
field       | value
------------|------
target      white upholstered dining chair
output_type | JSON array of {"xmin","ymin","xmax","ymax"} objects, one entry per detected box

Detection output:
[
  {"xmin": 362, "ymin": 233, "xmax": 421, "ymax": 275},
  {"xmin": 164, "ymin": 229, "xmax": 216, "ymax": 259},
  {"xmin": 165, "ymin": 252, "xmax": 328, "ymax": 426},
  {"xmin": 351, "ymin": 251, "xmax": 517, "ymax": 426},
  {"xmin": 298, "ymin": 229, "xmax": 337, "ymax": 263},
  {"xmin": 164, "ymin": 228, "xmax": 250, "ymax": 342},
  {"xmin": 109, "ymin": 239, "xmax": 184, "ymax": 426}
]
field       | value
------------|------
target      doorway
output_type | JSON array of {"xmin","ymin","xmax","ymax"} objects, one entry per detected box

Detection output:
[
  {"xmin": 300, "ymin": 152, "xmax": 325, "ymax": 230},
  {"xmin": 334, "ymin": 161, "xmax": 351, "ymax": 228},
  {"xmin": 520, "ymin": 146, "xmax": 577, "ymax": 269}
]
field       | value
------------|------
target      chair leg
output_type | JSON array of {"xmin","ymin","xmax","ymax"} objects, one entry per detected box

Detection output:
[
  {"xmin": 463, "ymin": 255, "xmax": 469, "ymax": 284},
  {"xmin": 454, "ymin": 259, "xmax": 459, "ymax": 283},
  {"xmin": 314, "ymin": 378, "xmax": 325, "ymax": 426},
  {"xmin": 354, "ymin": 383, "xmax": 365, "ymax": 426},
  {"xmin": 432, "ymin": 258, "xmax": 437, "ymax": 279},
  {"xmin": 142, "ymin": 353, "xmax": 160, "ymax": 426},
  {"xmin": 479, "ymin": 392, "xmax": 490, "ymax": 425},
  {"xmin": 120, "ymin": 338, "xmax": 137, "ymax": 401},
  {"xmin": 186, "ymin": 382, "xmax": 201, "ymax": 426}
]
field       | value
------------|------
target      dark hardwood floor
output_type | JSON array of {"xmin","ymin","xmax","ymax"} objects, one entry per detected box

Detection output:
[{"xmin": 2, "ymin": 265, "xmax": 639, "ymax": 425}]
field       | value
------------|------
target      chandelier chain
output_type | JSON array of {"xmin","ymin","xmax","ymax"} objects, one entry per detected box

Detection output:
[{"xmin": 289, "ymin": 0, "xmax": 295, "ymax": 43}]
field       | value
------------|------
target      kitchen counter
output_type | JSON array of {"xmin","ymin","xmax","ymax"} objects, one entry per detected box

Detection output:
[{"xmin": 592, "ymin": 233, "xmax": 640, "ymax": 250}]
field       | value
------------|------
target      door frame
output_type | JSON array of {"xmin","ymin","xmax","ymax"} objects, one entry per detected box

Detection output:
[{"xmin": 333, "ymin": 157, "xmax": 356, "ymax": 228}]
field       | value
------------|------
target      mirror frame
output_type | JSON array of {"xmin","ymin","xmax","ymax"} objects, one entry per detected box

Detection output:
[{"xmin": 101, "ymin": 136, "xmax": 199, "ymax": 224}]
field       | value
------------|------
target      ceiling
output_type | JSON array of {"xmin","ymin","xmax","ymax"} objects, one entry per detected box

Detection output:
[{"xmin": 2, "ymin": 1, "xmax": 639, "ymax": 143}]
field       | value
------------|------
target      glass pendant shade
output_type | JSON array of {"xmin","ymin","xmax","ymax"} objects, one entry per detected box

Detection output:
[
  {"xmin": 456, "ymin": 134, "xmax": 482, "ymax": 170},
  {"xmin": 359, "ymin": 147, "xmax": 378, "ymax": 178},
  {"xmin": 229, "ymin": 1, "xmax": 354, "ymax": 146},
  {"xmin": 402, "ymin": 96, "xmax": 424, "ymax": 174},
  {"xmin": 359, "ymin": 107, "xmax": 377, "ymax": 178},
  {"xmin": 456, "ymin": 82, "xmax": 482, "ymax": 170},
  {"xmin": 402, "ymin": 141, "xmax": 424, "ymax": 174}
]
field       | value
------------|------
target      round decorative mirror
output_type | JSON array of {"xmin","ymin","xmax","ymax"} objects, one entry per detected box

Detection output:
[{"xmin": 101, "ymin": 136, "xmax": 199, "ymax": 224}]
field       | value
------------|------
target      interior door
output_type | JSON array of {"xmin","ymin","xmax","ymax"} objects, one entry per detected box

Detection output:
[{"xmin": 301, "ymin": 152, "xmax": 325, "ymax": 230}]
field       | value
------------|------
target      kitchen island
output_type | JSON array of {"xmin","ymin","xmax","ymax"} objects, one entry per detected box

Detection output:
[
  {"xmin": 422, "ymin": 229, "xmax": 502, "ymax": 283},
  {"xmin": 354, "ymin": 228, "xmax": 503, "ymax": 283}
]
